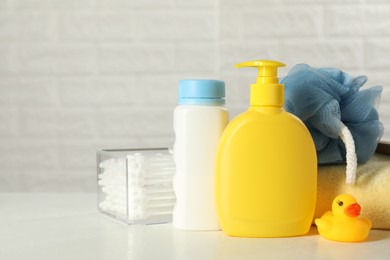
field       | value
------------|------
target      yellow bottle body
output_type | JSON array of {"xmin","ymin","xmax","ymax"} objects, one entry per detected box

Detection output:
[{"xmin": 215, "ymin": 106, "xmax": 317, "ymax": 237}]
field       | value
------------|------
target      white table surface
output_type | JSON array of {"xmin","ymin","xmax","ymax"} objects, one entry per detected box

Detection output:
[{"xmin": 1, "ymin": 193, "xmax": 389, "ymax": 260}]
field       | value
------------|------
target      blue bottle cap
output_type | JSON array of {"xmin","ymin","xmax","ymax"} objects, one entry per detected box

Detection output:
[{"xmin": 178, "ymin": 79, "xmax": 225, "ymax": 105}]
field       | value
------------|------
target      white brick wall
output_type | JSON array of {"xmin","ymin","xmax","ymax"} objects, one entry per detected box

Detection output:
[{"xmin": 0, "ymin": 0, "xmax": 389, "ymax": 191}]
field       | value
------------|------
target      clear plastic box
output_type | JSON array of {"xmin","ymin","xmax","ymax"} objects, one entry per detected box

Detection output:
[{"xmin": 97, "ymin": 148, "xmax": 175, "ymax": 225}]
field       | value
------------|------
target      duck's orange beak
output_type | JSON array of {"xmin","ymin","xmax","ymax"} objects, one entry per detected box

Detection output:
[{"xmin": 344, "ymin": 203, "xmax": 361, "ymax": 217}]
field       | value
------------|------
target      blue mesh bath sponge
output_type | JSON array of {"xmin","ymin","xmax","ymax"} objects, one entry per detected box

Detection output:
[{"xmin": 281, "ymin": 64, "xmax": 384, "ymax": 184}]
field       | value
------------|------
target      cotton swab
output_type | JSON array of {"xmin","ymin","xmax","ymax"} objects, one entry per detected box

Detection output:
[{"xmin": 98, "ymin": 149, "xmax": 176, "ymax": 224}]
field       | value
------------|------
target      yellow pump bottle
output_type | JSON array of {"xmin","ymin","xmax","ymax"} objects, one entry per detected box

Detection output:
[{"xmin": 215, "ymin": 60, "xmax": 317, "ymax": 238}]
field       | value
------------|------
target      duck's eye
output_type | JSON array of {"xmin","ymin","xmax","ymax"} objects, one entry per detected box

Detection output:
[{"xmin": 337, "ymin": 200, "xmax": 343, "ymax": 206}]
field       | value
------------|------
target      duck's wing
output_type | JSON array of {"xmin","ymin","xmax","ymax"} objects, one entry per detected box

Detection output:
[{"xmin": 361, "ymin": 218, "xmax": 372, "ymax": 229}]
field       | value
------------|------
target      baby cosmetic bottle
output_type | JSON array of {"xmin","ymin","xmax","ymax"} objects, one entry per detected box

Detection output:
[
  {"xmin": 173, "ymin": 79, "xmax": 228, "ymax": 230},
  {"xmin": 215, "ymin": 60, "xmax": 317, "ymax": 237}
]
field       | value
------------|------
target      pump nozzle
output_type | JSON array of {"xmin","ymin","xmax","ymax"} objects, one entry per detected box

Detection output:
[
  {"xmin": 235, "ymin": 60, "xmax": 286, "ymax": 106},
  {"xmin": 235, "ymin": 60, "xmax": 285, "ymax": 82}
]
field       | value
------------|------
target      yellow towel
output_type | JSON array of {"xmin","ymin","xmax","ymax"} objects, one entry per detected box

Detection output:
[{"xmin": 315, "ymin": 153, "xmax": 390, "ymax": 230}]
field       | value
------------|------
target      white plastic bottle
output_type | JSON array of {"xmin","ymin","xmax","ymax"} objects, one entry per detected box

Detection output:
[{"xmin": 173, "ymin": 79, "xmax": 228, "ymax": 230}]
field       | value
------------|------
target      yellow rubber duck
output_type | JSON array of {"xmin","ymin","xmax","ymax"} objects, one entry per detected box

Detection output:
[{"xmin": 315, "ymin": 194, "xmax": 372, "ymax": 242}]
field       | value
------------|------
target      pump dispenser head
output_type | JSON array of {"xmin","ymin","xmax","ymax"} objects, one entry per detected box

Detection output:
[{"xmin": 235, "ymin": 60, "xmax": 285, "ymax": 106}]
